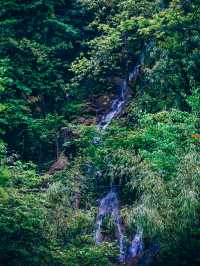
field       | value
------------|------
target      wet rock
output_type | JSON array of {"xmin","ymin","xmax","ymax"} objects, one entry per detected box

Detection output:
[
  {"xmin": 126, "ymin": 240, "xmax": 160, "ymax": 266},
  {"xmin": 96, "ymin": 94, "xmax": 115, "ymax": 114},
  {"xmin": 110, "ymin": 76, "xmax": 125, "ymax": 87},
  {"xmin": 125, "ymin": 255, "xmax": 142, "ymax": 266},
  {"xmin": 134, "ymin": 243, "xmax": 159, "ymax": 266}
]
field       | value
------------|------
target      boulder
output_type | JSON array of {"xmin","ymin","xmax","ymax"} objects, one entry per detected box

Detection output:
[
  {"xmin": 73, "ymin": 117, "xmax": 96, "ymax": 125},
  {"xmin": 48, "ymin": 153, "xmax": 69, "ymax": 175}
]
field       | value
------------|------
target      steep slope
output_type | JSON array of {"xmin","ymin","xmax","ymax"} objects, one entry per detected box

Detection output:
[{"xmin": 0, "ymin": 1, "xmax": 199, "ymax": 266}]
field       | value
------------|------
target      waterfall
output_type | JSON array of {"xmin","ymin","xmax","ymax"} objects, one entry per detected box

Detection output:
[
  {"xmin": 97, "ymin": 80, "xmax": 127, "ymax": 131},
  {"xmin": 95, "ymin": 53, "xmax": 145, "ymax": 263},
  {"xmin": 127, "ymin": 231, "xmax": 143, "ymax": 258},
  {"xmin": 97, "ymin": 52, "xmax": 144, "ymax": 131},
  {"xmin": 95, "ymin": 190, "xmax": 145, "ymax": 264},
  {"xmin": 95, "ymin": 190, "xmax": 126, "ymax": 263},
  {"xmin": 95, "ymin": 49, "xmax": 157, "ymax": 264}
]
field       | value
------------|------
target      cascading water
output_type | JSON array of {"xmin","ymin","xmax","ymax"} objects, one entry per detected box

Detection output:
[
  {"xmin": 95, "ymin": 53, "xmax": 145, "ymax": 264},
  {"xmin": 98, "ymin": 52, "xmax": 144, "ymax": 131},
  {"xmin": 127, "ymin": 231, "xmax": 143, "ymax": 259},
  {"xmin": 95, "ymin": 48, "xmax": 158, "ymax": 265},
  {"xmin": 98, "ymin": 80, "xmax": 127, "ymax": 131},
  {"xmin": 95, "ymin": 190, "xmax": 126, "ymax": 263},
  {"xmin": 95, "ymin": 189, "xmax": 144, "ymax": 264}
]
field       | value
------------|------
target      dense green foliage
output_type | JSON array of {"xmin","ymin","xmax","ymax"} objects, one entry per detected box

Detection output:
[{"xmin": 0, "ymin": 0, "xmax": 199, "ymax": 265}]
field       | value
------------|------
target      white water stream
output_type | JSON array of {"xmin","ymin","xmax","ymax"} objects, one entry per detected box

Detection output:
[
  {"xmin": 98, "ymin": 52, "xmax": 144, "ymax": 130},
  {"xmin": 95, "ymin": 190, "xmax": 126, "ymax": 262},
  {"xmin": 95, "ymin": 51, "xmax": 156, "ymax": 264}
]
